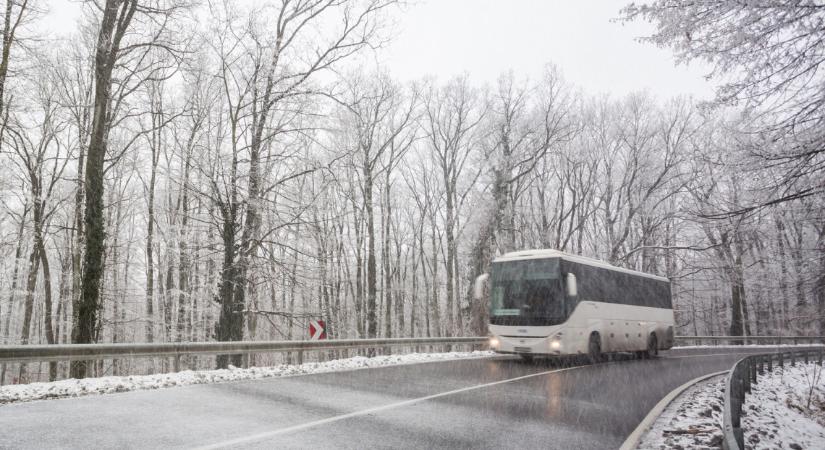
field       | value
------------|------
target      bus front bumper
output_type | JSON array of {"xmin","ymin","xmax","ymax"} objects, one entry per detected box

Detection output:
[{"xmin": 488, "ymin": 330, "xmax": 583, "ymax": 356}]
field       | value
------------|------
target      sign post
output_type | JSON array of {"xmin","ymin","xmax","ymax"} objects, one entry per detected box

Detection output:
[{"xmin": 309, "ymin": 320, "xmax": 326, "ymax": 340}]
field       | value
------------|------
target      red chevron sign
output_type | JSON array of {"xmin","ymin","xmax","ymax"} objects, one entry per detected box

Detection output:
[{"xmin": 309, "ymin": 320, "xmax": 326, "ymax": 340}]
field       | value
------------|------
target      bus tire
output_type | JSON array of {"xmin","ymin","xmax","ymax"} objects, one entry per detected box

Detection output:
[
  {"xmin": 646, "ymin": 333, "xmax": 658, "ymax": 359},
  {"xmin": 588, "ymin": 333, "xmax": 603, "ymax": 364}
]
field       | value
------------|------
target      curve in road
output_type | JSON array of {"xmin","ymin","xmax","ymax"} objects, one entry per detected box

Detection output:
[{"xmin": 0, "ymin": 347, "xmax": 784, "ymax": 449}]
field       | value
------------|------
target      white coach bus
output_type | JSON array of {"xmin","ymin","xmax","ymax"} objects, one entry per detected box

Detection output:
[{"xmin": 474, "ymin": 249, "xmax": 674, "ymax": 362}]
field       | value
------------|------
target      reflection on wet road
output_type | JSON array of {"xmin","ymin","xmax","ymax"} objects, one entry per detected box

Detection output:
[{"xmin": 0, "ymin": 347, "xmax": 785, "ymax": 449}]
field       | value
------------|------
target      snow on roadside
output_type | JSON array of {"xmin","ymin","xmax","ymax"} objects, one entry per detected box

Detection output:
[
  {"xmin": 637, "ymin": 375, "xmax": 726, "ymax": 449},
  {"xmin": 637, "ymin": 362, "xmax": 825, "ymax": 450},
  {"xmin": 0, "ymin": 350, "xmax": 494, "ymax": 405},
  {"xmin": 742, "ymin": 363, "xmax": 825, "ymax": 449}
]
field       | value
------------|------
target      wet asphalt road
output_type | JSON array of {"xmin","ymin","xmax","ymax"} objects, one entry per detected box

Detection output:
[{"xmin": 0, "ymin": 348, "xmax": 777, "ymax": 449}]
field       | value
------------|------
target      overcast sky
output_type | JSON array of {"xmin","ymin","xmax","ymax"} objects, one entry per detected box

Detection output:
[
  {"xmin": 377, "ymin": 0, "xmax": 714, "ymax": 98},
  {"xmin": 44, "ymin": 0, "xmax": 714, "ymax": 100}
]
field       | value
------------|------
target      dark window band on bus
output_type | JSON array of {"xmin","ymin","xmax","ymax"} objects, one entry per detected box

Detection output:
[{"xmin": 560, "ymin": 259, "xmax": 672, "ymax": 309}]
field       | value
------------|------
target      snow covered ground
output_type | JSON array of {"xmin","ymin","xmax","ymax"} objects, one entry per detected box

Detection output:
[
  {"xmin": 637, "ymin": 362, "xmax": 825, "ymax": 449},
  {"xmin": 637, "ymin": 374, "xmax": 726, "ymax": 449},
  {"xmin": 742, "ymin": 363, "xmax": 825, "ymax": 449},
  {"xmin": 0, "ymin": 350, "xmax": 494, "ymax": 405}
]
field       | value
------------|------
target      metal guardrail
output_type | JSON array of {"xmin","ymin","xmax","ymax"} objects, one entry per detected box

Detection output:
[
  {"xmin": 673, "ymin": 335, "xmax": 825, "ymax": 346},
  {"xmin": 722, "ymin": 348, "xmax": 825, "ymax": 450},
  {"xmin": 2, "ymin": 335, "xmax": 822, "ymax": 366},
  {"xmin": 0, "ymin": 337, "xmax": 488, "ymax": 368}
]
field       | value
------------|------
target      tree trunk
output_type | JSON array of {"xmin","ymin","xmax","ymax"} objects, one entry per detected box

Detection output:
[
  {"xmin": 430, "ymin": 224, "xmax": 440, "ymax": 337},
  {"xmin": 215, "ymin": 213, "xmax": 242, "ymax": 368},
  {"xmin": 2, "ymin": 209, "xmax": 27, "ymax": 351},
  {"xmin": 40, "ymin": 239, "xmax": 57, "ymax": 380},
  {"xmin": 19, "ymin": 243, "xmax": 41, "ymax": 345},
  {"xmin": 382, "ymin": 181, "xmax": 393, "ymax": 338},
  {"xmin": 364, "ymin": 162, "xmax": 378, "ymax": 338},
  {"xmin": 72, "ymin": 0, "xmax": 138, "ymax": 379},
  {"xmin": 444, "ymin": 186, "xmax": 456, "ymax": 336}
]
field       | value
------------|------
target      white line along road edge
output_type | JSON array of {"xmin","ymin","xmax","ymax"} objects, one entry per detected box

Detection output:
[
  {"xmin": 619, "ymin": 370, "xmax": 728, "ymax": 450},
  {"xmin": 195, "ymin": 365, "xmax": 584, "ymax": 449}
]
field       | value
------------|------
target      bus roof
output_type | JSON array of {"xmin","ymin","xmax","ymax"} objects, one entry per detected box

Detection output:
[{"xmin": 493, "ymin": 249, "xmax": 669, "ymax": 282}]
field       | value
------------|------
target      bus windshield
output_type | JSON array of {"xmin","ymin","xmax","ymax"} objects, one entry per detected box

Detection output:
[{"xmin": 489, "ymin": 258, "xmax": 566, "ymax": 326}]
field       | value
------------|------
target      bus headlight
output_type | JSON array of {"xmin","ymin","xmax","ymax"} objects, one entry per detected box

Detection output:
[
  {"xmin": 489, "ymin": 337, "xmax": 499, "ymax": 349},
  {"xmin": 549, "ymin": 332, "xmax": 563, "ymax": 350}
]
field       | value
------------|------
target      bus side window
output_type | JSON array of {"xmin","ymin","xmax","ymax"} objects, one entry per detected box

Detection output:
[{"xmin": 565, "ymin": 272, "xmax": 578, "ymax": 297}]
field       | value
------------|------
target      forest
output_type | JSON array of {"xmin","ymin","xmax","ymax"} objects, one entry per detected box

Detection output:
[{"xmin": 0, "ymin": 0, "xmax": 823, "ymax": 383}]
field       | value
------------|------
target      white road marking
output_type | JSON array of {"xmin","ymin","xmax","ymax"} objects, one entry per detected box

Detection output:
[{"xmin": 195, "ymin": 365, "xmax": 584, "ymax": 449}]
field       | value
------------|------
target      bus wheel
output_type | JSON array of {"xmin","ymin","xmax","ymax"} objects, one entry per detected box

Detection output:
[
  {"xmin": 588, "ymin": 333, "xmax": 602, "ymax": 364},
  {"xmin": 520, "ymin": 354, "xmax": 534, "ymax": 363},
  {"xmin": 646, "ymin": 333, "xmax": 658, "ymax": 359}
]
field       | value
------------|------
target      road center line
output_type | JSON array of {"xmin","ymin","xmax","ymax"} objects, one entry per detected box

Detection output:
[{"xmin": 195, "ymin": 365, "xmax": 583, "ymax": 449}]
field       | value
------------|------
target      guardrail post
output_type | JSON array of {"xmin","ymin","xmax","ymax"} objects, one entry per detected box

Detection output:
[
  {"xmin": 791, "ymin": 351, "xmax": 796, "ymax": 366},
  {"xmin": 297, "ymin": 350, "xmax": 303, "ymax": 365},
  {"xmin": 731, "ymin": 376, "xmax": 742, "ymax": 428},
  {"xmin": 735, "ymin": 367, "xmax": 745, "ymax": 450},
  {"xmin": 757, "ymin": 357, "xmax": 764, "ymax": 375},
  {"xmin": 750, "ymin": 359, "xmax": 757, "ymax": 385},
  {"xmin": 173, "ymin": 355, "xmax": 181, "ymax": 373},
  {"xmin": 734, "ymin": 428, "xmax": 744, "ymax": 449},
  {"xmin": 819, "ymin": 349, "xmax": 823, "ymax": 366},
  {"xmin": 767, "ymin": 354, "xmax": 772, "ymax": 372},
  {"xmin": 804, "ymin": 350, "xmax": 809, "ymax": 364},
  {"xmin": 753, "ymin": 359, "xmax": 760, "ymax": 385}
]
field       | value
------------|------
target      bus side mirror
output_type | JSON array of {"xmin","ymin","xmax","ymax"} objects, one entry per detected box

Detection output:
[
  {"xmin": 473, "ymin": 273, "xmax": 489, "ymax": 301},
  {"xmin": 566, "ymin": 273, "xmax": 577, "ymax": 297}
]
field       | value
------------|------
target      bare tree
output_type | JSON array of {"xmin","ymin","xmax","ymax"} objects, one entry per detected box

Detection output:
[
  {"xmin": 0, "ymin": 0, "xmax": 34, "ymax": 118},
  {"xmin": 467, "ymin": 68, "xmax": 577, "ymax": 334},
  {"xmin": 421, "ymin": 75, "xmax": 484, "ymax": 336},
  {"xmin": 3, "ymin": 61, "xmax": 69, "ymax": 380},
  {"xmin": 622, "ymin": 0, "xmax": 825, "ymax": 211},
  {"xmin": 335, "ymin": 72, "xmax": 416, "ymax": 338},
  {"xmin": 73, "ymin": 0, "xmax": 188, "ymax": 378}
]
